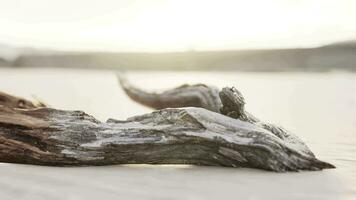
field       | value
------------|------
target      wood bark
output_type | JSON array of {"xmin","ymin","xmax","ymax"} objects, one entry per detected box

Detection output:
[{"xmin": 0, "ymin": 81, "xmax": 335, "ymax": 172}]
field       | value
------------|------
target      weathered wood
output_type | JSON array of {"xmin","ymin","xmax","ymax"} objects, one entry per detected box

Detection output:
[
  {"xmin": 0, "ymin": 86, "xmax": 334, "ymax": 171},
  {"xmin": 118, "ymin": 77, "xmax": 335, "ymax": 170},
  {"xmin": 119, "ymin": 75, "xmax": 222, "ymax": 112},
  {"xmin": 0, "ymin": 91, "xmax": 45, "ymax": 109},
  {"xmin": 118, "ymin": 78, "xmax": 316, "ymax": 156},
  {"xmin": 0, "ymin": 105, "xmax": 333, "ymax": 171}
]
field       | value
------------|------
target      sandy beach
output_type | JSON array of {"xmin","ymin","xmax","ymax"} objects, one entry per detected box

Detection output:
[{"xmin": 0, "ymin": 68, "xmax": 355, "ymax": 200}]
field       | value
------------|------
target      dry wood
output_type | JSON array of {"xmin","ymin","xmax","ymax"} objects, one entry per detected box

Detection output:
[{"xmin": 0, "ymin": 81, "xmax": 335, "ymax": 172}]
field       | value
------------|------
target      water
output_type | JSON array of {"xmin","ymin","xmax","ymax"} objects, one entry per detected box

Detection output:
[{"xmin": 0, "ymin": 68, "xmax": 355, "ymax": 200}]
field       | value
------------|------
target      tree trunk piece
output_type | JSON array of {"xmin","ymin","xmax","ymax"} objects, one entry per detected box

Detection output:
[{"xmin": 0, "ymin": 87, "xmax": 334, "ymax": 172}]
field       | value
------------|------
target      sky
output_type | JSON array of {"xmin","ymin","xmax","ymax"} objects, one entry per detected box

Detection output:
[{"xmin": 0, "ymin": 0, "xmax": 356, "ymax": 52}]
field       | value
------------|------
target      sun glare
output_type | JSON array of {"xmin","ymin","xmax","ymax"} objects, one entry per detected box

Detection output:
[{"xmin": 0, "ymin": 0, "xmax": 355, "ymax": 51}]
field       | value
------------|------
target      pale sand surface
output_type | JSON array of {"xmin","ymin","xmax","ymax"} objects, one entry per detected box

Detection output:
[{"xmin": 0, "ymin": 68, "xmax": 355, "ymax": 200}]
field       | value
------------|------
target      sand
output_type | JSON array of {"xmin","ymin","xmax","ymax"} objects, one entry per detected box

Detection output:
[{"xmin": 0, "ymin": 68, "xmax": 355, "ymax": 200}]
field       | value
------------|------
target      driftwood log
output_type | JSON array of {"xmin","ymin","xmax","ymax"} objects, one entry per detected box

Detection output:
[{"xmin": 0, "ymin": 80, "xmax": 334, "ymax": 172}]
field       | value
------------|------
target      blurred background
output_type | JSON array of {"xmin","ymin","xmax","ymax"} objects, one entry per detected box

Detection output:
[
  {"xmin": 1, "ymin": 1, "xmax": 356, "ymax": 200},
  {"xmin": 1, "ymin": 0, "xmax": 356, "ymax": 71}
]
